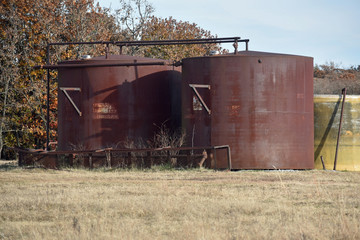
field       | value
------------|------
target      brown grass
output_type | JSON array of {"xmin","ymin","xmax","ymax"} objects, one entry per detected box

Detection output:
[{"xmin": 0, "ymin": 164, "xmax": 360, "ymax": 239}]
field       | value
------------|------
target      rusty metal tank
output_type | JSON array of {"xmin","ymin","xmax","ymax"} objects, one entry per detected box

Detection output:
[
  {"xmin": 182, "ymin": 51, "xmax": 314, "ymax": 169},
  {"xmin": 314, "ymin": 94, "xmax": 360, "ymax": 171},
  {"xmin": 57, "ymin": 55, "xmax": 181, "ymax": 150}
]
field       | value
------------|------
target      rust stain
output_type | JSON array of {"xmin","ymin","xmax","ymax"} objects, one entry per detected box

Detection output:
[
  {"xmin": 58, "ymin": 55, "xmax": 181, "ymax": 150},
  {"xmin": 182, "ymin": 51, "xmax": 314, "ymax": 169}
]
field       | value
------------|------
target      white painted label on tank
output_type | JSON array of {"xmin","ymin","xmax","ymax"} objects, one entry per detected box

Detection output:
[{"xmin": 93, "ymin": 103, "xmax": 119, "ymax": 119}]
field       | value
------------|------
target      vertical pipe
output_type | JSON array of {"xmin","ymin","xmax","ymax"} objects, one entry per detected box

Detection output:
[
  {"xmin": 320, "ymin": 156, "xmax": 326, "ymax": 170},
  {"xmin": 46, "ymin": 45, "xmax": 50, "ymax": 150},
  {"xmin": 18, "ymin": 152, "xmax": 23, "ymax": 166},
  {"xmin": 167, "ymin": 150, "xmax": 171, "ymax": 164},
  {"xmin": 214, "ymin": 148, "xmax": 217, "ymax": 170},
  {"xmin": 186, "ymin": 151, "xmax": 190, "ymax": 167},
  {"xmin": 233, "ymin": 39, "xmax": 238, "ymax": 55},
  {"xmin": 106, "ymin": 150, "xmax": 111, "ymax": 168},
  {"xmin": 191, "ymin": 124, "xmax": 195, "ymax": 155},
  {"xmin": 89, "ymin": 153, "xmax": 93, "ymax": 169},
  {"xmin": 227, "ymin": 146, "xmax": 232, "ymax": 170},
  {"xmin": 334, "ymin": 88, "xmax": 347, "ymax": 170},
  {"xmin": 127, "ymin": 151, "xmax": 131, "ymax": 167},
  {"xmin": 105, "ymin": 43, "xmax": 109, "ymax": 59},
  {"xmin": 146, "ymin": 151, "xmax": 151, "ymax": 168}
]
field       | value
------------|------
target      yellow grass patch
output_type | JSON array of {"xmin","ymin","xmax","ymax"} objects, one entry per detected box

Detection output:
[{"xmin": 0, "ymin": 166, "xmax": 359, "ymax": 239}]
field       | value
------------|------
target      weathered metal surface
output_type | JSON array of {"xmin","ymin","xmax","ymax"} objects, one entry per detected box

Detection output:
[
  {"xmin": 182, "ymin": 51, "xmax": 314, "ymax": 169},
  {"xmin": 314, "ymin": 95, "xmax": 360, "ymax": 171},
  {"xmin": 42, "ymin": 38, "xmax": 249, "ymax": 149},
  {"xmin": 57, "ymin": 54, "xmax": 181, "ymax": 151}
]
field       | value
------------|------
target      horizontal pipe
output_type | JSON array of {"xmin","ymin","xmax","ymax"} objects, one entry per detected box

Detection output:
[
  {"xmin": 49, "ymin": 41, "xmax": 110, "ymax": 46},
  {"xmin": 13, "ymin": 145, "xmax": 232, "ymax": 170},
  {"xmin": 44, "ymin": 37, "xmax": 249, "ymax": 67},
  {"xmin": 212, "ymin": 145, "xmax": 230, "ymax": 149},
  {"xmin": 34, "ymin": 61, "xmax": 169, "ymax": 69},
  {"xmin": 117, "ymin": 39, "xmax": 249, "ymax": 47},
  {"xmin": 47, "ymin": 37, "xmax": 244, "ymax": 47},
  {"xmin": 118, "ymin": 41, "xmax": 235, "ymax": 46},
  {"xmin": 11, "ymin": 146, "xmax": 228, "ymax": 155},
  {"xmin": 120, "ymin": 37, "xmax": 241, "ymax": 43}
]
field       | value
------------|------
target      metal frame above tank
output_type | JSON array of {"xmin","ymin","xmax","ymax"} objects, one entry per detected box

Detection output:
[{"xmin": 36, "ymin": 37, "xmax": 249, "ymax": 150}]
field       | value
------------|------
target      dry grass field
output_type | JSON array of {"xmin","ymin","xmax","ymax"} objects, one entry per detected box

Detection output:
[{"xmin": 0, "ymin": 162, "xmax": 360, "ymax": 240}]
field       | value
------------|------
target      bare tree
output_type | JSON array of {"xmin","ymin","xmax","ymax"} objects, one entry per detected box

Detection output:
[
  {"xmin": 117, "ymin": 0, "xmax": 154, "ymax": 40},
  {"xmin": 115, "ymin": 0, "xmax": 154, "ymax": 55},
  {"xmin": 0, "ymin": 2, "xmax": 23, "ymax": 156}
]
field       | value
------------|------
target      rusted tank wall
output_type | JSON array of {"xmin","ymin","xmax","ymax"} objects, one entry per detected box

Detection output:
[
  {"xmin": 182, "ymin": 51, "xmax": 314, "ymax": 169},
  {"xmin": 314, "ymin": 95, "xmax": 360, "ymax": 171},
  {"xmin": 58, "ymin": 55, "xmax": 181, "ymax": 150}
]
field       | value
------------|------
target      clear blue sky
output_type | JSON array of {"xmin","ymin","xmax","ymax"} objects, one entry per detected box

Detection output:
[{"xmin": 98, "ymin": 0, "xmax": 360, "ymax": 67}]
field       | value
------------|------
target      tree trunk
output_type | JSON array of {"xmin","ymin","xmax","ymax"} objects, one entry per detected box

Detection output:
[{"xmin": 0, "ymin": 76, "xmax": 10, "ymax": 158}]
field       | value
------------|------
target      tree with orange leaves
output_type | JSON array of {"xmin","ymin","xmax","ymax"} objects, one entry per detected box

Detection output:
[
  {"xmin": 0, "ymin": 0, "xmax": 120, "ymax": 157},
  {"xmin": 0, "ymin": 0, "xmax": 221, "ymax": 158}
]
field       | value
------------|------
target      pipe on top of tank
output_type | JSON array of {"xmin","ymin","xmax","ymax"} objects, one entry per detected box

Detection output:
[
  {"xmin": 116, "ymin": 38, "xmax": 249, "ymax": 54},
  {"xmin": 41, "ymin": 37, "xmax": 249, "ymax": 150},
  {"xmin": 34, "ymin": 61, "xmax": 171, "ymax": 69},
  {"xmin": 46, "ymin": 37, "xmax": 249, "ymax": 59}
]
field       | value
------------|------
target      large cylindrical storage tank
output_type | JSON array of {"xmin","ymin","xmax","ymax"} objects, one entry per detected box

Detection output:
[
  {"xmin": 314, "ymin": 95, "xmax": 360, "ymax": 171},
  {"xmin": 182, "ymin": 51, "xmax": 314, "ymax": 169},
  {"xmin": 57, "ymin": 55, "xmax": 181, "ymax": 150}
]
